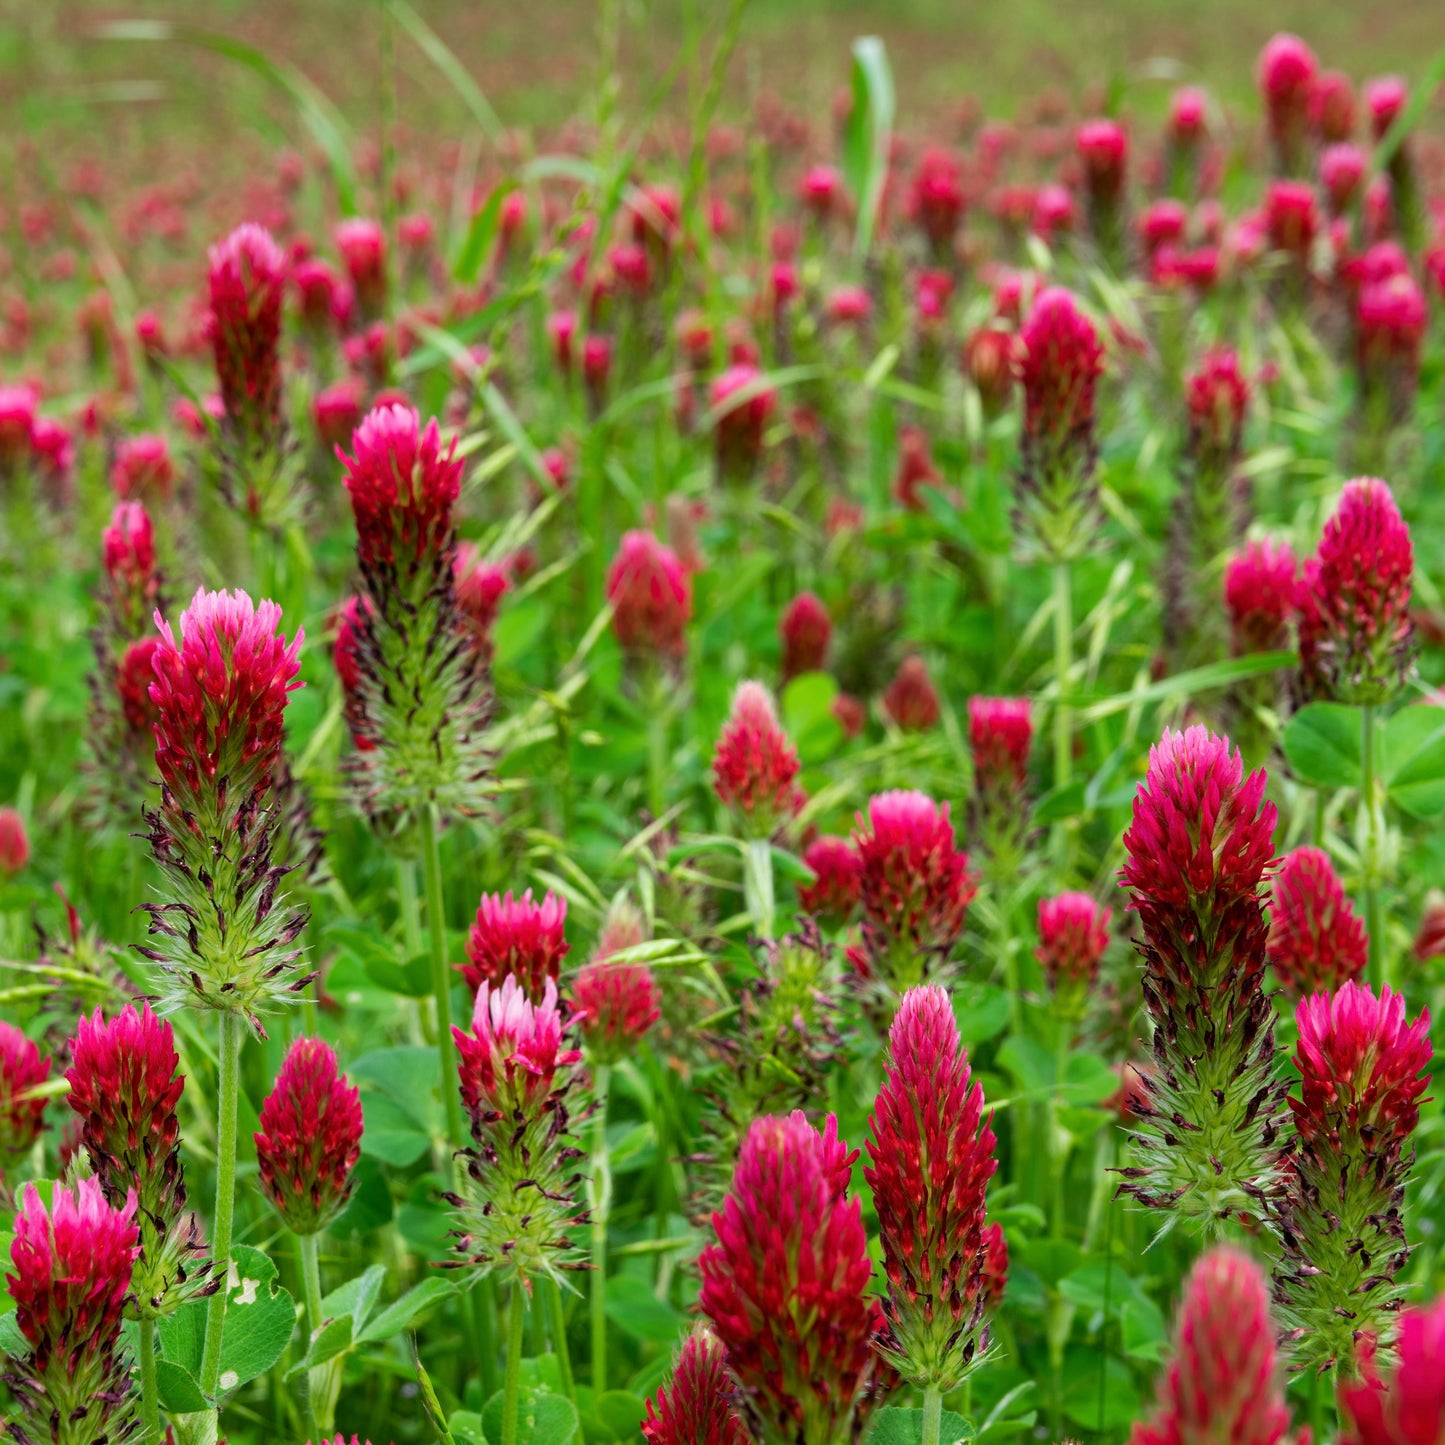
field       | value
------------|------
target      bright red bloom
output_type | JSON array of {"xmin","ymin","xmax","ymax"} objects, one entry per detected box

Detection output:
[
  {"xmin": 1076, "ymin": 119, "xmax": 1129, "ymax": 204},
  {"xmin": 827, "ymin": 285, "xmax": 872, "ymax": 327},
  {"xmin": 312, "ymin": 380, "xmax": 364, "ymax": 450},
  {"xmin": 1311, "ymin": 70, "xmax": 1356, "ymax": 143},
  {"xmin": 453, "ymin": 975, "xmax": 582, "ymax": 1128},
  {"xmin": 0, "ymin": 808, "xmax": 29, "ymax": 875},
  {"xmin": 453, "ymin": 542, "xmax": 512, "ymax": 663},
  {"xmin": 800, "ymin": 165, "xmax": 844, "ymax": 220},
  {"xmin": 1293, "ymin": 982, "xmax": 1431, "ymax": 1149},
  {"xmin": 572, "ymin": 954, "xmax": 660, "ymax": 1066},
  {"xmin": 1357, "ymin": 274, "xmax": 1427, "ymax": 409},
  {"xmin": 699, "ymin": 1111, "xmax": 875, "ymax": 1445},
  {"xmin": 712, "ymin": 681, "xmax": 801, "ymax": 836},
  {"xmin": 968, "ymin": 696, "xmax": 1032, "ymax": 793},
  {"xmin": 798, "ymin": 836, "xmax": 862, "ymax": 924},
  {"xmin": 1037, "ymin": 892, "xmax": 1112, "ymax": 992},
  {"xmin": 852, "ymin": 791, "xmax": 976, "ymax": 971},
  {"xmin": 980, "ymin": 1222, "xmax": 1008, "ymax": 1310},
  {"xmin": 0, "ymin": 1022, "xmax": 48, "ymax": 1170},
  {"xmin": 892, "ymin": 427, "xmax": 942, "ymax": 512},
  {"xmin": 606, "ymin": 530, "xmax": 692, "ymax": 659},
  {"xmin": 335, "ymin": 217, "xmax": 387, "ymax": 314},
  {"xmin": 710, "ymin": 364, "xmax": 775, "ymax": 479},
  {"xmin": 110, "ymin": 433, "xmax": 175, "ymax": 502},
  {"xmin": 1339, "ymin": 1296, "xmax": 1445, "ymax": 1445},
  {"xmin": 883, "ymin": 657, "xmax": 940, "ymax": 732},
  {"xmin": 643, "ymin": 1327, "xmax": 749, "ymax": 1445},
  {"xmin": 779, "ymin": 592, "xmax": 831, "ymax": 681},
  {"xmin": 102, "ymin": 501, "xmax": 157, "ymax": 596},
  {"xmin": 148, "ymin": 586, "xmax": 304, "ymax": 806},
  {"xmin": 909, "ymin": 147, "xmax": 966, "ymax": 249},
  {"xmin": 865, "ymin": 985, "xmax": 997, "ymax": 1390},
  {"xmin": 7, "ymin": 1179, "xmax": 137, "ymax": 1381},
  {"xmin": 1225, "ymin": 540, "xmax": 1297, "ymax": 654},
  {"xmin": 0, "ymin": 383, "xmax": 37, "ymax": 472},
  {"xmin": 1364, "ymin": 76, "xmax": 1408, "ymax": 142},
  {"xmin": 1031, "ymin": 183, "xmax": 1076, "ymax": 240},
  {"xmin": 1267, "ymin": 847, "xmax": 1368, "ymax": 998},
  {"xmin": 1415, "ymin": 898, "xmax": 1445, "ymax": 963},
  {"xmin": 1296, "ymin": 478, "xmax": 1414, "ymax": 704},
  {"xmin": 116, "ymin": 637, "xmax": 164, "ymax": 737},
  {"xmin": 1263, "ymin": 180, "xmax": 1318, "ymax": 260},
  {"xmin": 1321, "ymin": 143, "xmax": 1366, "ymax": 214},
  {"xmin": 463, "ymin": 889, "xmax": 569, "ymax": 1001},
  {"xmin": 1169, "ymin": 87, "xmax": 1208, "ymax": 143},
  {"xmin": 1130, "ymin": 1247, "xmax": 1296, "ymax": 1445},
  {"xmin": 339, "ymin": 403, "xmax": 463, "ymax": 569},
  {"xmin": 207, "ymin": 222, "xmax": 287, "ymax": 447},
  {"xmin": 1138, "ymin": 200, "xmax": 1188, "ymax": 257},
  {"xmin": 1185, "ymin": 349, "xmax": 1250, "ymax": 476},
  {"xmin": 1016, "ymin": 287, "xmax": 1104, "ymax": 446},
  {"xmin": 255, "ymin": 1037, "xmax": 363, "ymax": 1235},
  {"xmin": 963, "ymin": 326, "xmax": 1016, "ymax": 417},
  {"xmin": 1258, "ymin": 34, "xmax": 1317, "ymax": 161}
]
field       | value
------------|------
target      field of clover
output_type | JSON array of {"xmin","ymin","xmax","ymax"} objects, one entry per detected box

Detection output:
[{"xmin": 4, "ymin": 10, "xmax": 1445, "ymax": 1445}]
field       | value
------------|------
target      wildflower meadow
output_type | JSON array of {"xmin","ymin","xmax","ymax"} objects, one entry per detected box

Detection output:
[{"xmin": 5, "ymin": 6, "xmax": 1445, "ymax": 1444}]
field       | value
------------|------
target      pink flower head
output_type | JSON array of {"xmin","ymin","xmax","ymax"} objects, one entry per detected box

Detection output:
[
  {"xmin": 8, "ymin": 1178, "xmax": 138, "ymax": 1379},
  {"xmin": 463, "ymin": 889, "xmax": 569, "ymax": 1001},
  {"xmin": 699, "ymin": 1111, "xmax": 875, "ymax": 1444},
  {"xmin": 710, "ymin": 364, "xmax": 775, "ymax": 480},
  {"xmin": 1130, "ymin": 1247, "xmax": 1295, "ymax": 1445},
  {"xmin": 1339, "ymin": 1296, "xmax": 1445, "ymax": 1445},
  {"xmin": 1321, "ymin": 143, "xmax": 1367, "ymax": 214},
  {"xmin": 629, "ymin": 183, "xmax": 682, "ymax": 260},
  {"xmin": 255, "ymin": 1037, "xmax": 363, "ymax": 1235},
  {"xmin": 1258, "ymin": 34, "xmax": 1317, "ymax": 160},
  {"xmin": 1357, "ymin": 274, "xmax": 1427, "ymax": 406},
  {"xmin": 1169, "ymin": 87, "xmax": 1208, "ymax": 144},
  {"xmin": 1225, "ymin": 539, "xmax": 1298, "ymax": 655},
  {"xmin": 779, "ymin": 591, "xmax": 831, "ymax": 681},
  {"xmin": 0, "ymin": 383, "xmax": 37, "ymax": 472},
  {"xmin": 853, "ymin": 791, "xmax": 976, "ymax": 969},
  {"xmin": 643, "ymin": 1327, "xmax": 749, "ymax": 1445},
  {"xmin": 30, "ymin": 416, "xmax": 73, "ymax": 490},
  {"xmin": 102, "ymin": 500, "xmax": 157, "ymax": 594},
  {"xmin": 1267, "ymin": 847, "xmax": 1368, "ymax": 998},
  {"xmin": 1122, "ymin": 725, "xmax": 1276, "ymax": 915},
  {"xmin": 1037, "ymin": 892, "xmax": 1112, "ymax": 993},
  {"xmin": 292, "ymin": 257, "xmax": 351, "ymax": 333},
  {"xmin": 963, "ymin": 327, "xmax": 1016, "ymax": 417},
  {"xmin": 1016, "ymin": 286, "xmax": 1104, "ymax": 448},
  {"xmin": 883, "ymin": 656, "xmax": 941, "ymax": 732},
  {"xmin": 111, "ymin": 432, "xmax": 175, "ymax": 503},
  {"xmin": 453, "ymin": 975, "xmax": 581, "ymax": 1126},
  {"xmin": 1365, "ymin": 76, "xmax": 1408, "ymax": 142},
  {"xmin": 1076, "ymin": 118, "xmax": 1129, "ymax": 204},
  {"xmin": 1031, "ymin": 183, "xmax": 1076, "ymax": 240},
  {"xmin": 0, "ymin": 1021, "xmax": 48, "ymax": 1169},
  {"xmin": 981, "ymin": 1222, "xmax": 1008, "ymax": 1310},
  {"xmin": 547, "ymin": 311, "xmax": 577, "ymax": 376},
  {"xmin": 968, "ymin": 696, "xmax": 1033, "ymax": 794},
  {"xmin": 909, "ymin": 147, "xmax": 966, "ymax": 250},
  {"xmin": 334, "ymin": 217, "xmax": 387, "ymax": 314},
  {"xmin": 117, "ymin": 637, "xmax": 164, "ymax": 738},
  {"xmin": 1138, "ymin": 200, "xmax": 1188, "ymax": 258},
  {"xmin": 1296, "ymin": 478, "xmax": 1414, "ymax": 704},
  {"xmin": 207, "ymin": 222, "xmax": 287, "ymax": 447},
  {"xmin": 312, "ymin": 379, "xmax": 364, "ymax": 450},
  {"xmin": 827, "ymin": 285, "xmax": 872, "ymax": 327},
  {"xmin": 1293, "ymin": 981, "xmax": 1431, "ymax": 1149},
  {"xmin": 148, "ymin": 587, "xmax": 303, "ymax": 806},
  {"xmin": 0, "ymin": 808, "xmax": 29, "ymax": 874},
  {"xmin": 711, "ymin": 681, "xmax": 801, "ymax": 837},
  {"xmin": 339, "ymin": 403, "xmax": 463, "ymax": 569},
  {"xmin": 572, "ymin": 954, "xmax": 660, "ymax": 1066},
  {"xmin": 1311, "ymin": 70, "xmax": 1356, "ymax": 143},
  {"xmin": 1185, "ymin": 348, "xmax": 1250, "ymax": 474},
  {"xmin": 865, "ymin": 986, "xmax": 997, "ymax": 1390},
  {"xmin": 606, "ymin": 529, "xmax": 692, "ymax": 659},
  {"xmin": 798, "ymin": 836, "xmax": 862, "ymax": 925},
  {"xmin": 453, "ymin": 542, "xmax": 512, "ymax": 663},
  {"xmin": 1263, "ymin": 180, "xmax": 1318, "ymax": 260},
  {"xmin": 892, "ymin": 426, "xmax": 942, "ymax": 512}
]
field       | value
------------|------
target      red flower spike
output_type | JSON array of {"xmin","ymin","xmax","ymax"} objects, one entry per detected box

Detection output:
[
  {"xmin": 1322, "ymin": 143, "xmax": 1367, "ymax": 214},
  {"xmin": 798, "ymin": 836, "xmax": 862, "ymax": 925},
  {"xmin": 0, "ymin": 1022, "xmax": 48, "ymax": 1171},
  {"xmin": 1226, "ymin": 540, "xmax": 1297, "ymax": 655},
  {"xmin": 573, "ymin": 950, "xmax": 660, "ymax": 1066},
  {"xmin": 606, "ymin": 530, "xmax": 692, "ymax": 661},
  {"xmin": 883, "ymin": 657, "xmax": 941, "ymax": 732},
  {"xmin": 1339, "ymin": 1296, "xmax": 1445, "ymax": 1445},
  {"xmin": 0, "ymin": 809, "xmax": 28, "ymax": 875},
  {"xmin": 1263, "ymin": 180, "xmax": 1318, "ymax": 261},
  {"xmin": 968, "ymin": 696, "xmax": 1033, "ymax": 794},
  {"xmin": 255, "ymin": 1037, "xmax": 363, "ymax": 1236},
  {"xmin": 1267, "ymin": 847, "xmax": 1368, "ymax": 998},
  {"xmin": 102, "ymin": 501, "xmax": 156, "ymax": 596},
  {"xmin": 207, "ymin": 222, "xmax": 287, "ymax": 452},
  {"xmin": 710, "ymin": 364, "xmax": 775, "ymax": 481},
  {"xmin": 339, "ymin": 402, "xmax": 463, "ymax": 570},
  {"xmin": 1037, "ymin": 892, "xmax": 1112, "ymax": 994},
  {"xmin": 779, "ymin": 592, "xmax": 831, "ymax": 681},
  {"xmin": 909, "ymin": 147, "xmax": 965, "ymax": 253},
  {"xmin": 1076, "ymin": 118, "xmax": 1129, "ymax": 228},
  {"xmin": 852, "ymin": 791, "xmax": 976, "ymax": 987},
  {"xmin": 463, "ymin": 889, "xmax": 569, "ymax": 1002},
  {"xmin": 980, "ymin": 1222, "xmax": 1008, "ymax": 1311},
  {"xmin": 1357, "ymin": 274, "xmax": 1427, "ymax": 421},
  {"xmin": 711, "ymin": 682, "xmax": 801, "ymax": 839},
  {"xmin": 335, "ymin": 218, "xmax": 388, "ymax": 316},
  {"xmin": 699, "ymin": 1111, "xmax": 875, "ymax": 1445},
  {"xmin": 111, "ymin": 433, "xmax": 175, "ymax": 503},
  {"xmin": 643, "ymin": 1327, "xmax": 749, "ymax": 1445},
  {"xmin": 865, "ymin": 986, "xmax": 997, "ymax": 1390},
  {"xmin": 1311, "ymin": 70, "xmax": 1357, "ymax": 143},
  {"xmin": 1296, "ymin": 477, "xmax": 1414, "ymax": 705},
  {"xmin": 1258, "ymin": 34, "xmax": 1317, "ymax": 169},
  {"xmin": 1130, "ymin": 1246, "xmax": 1298, "ymax": 1445},
  {"xmin": 453, "ymin": 543, "xmax": 512, "ymax": 665},
  {"xmin": 1185, "ymin": 349, "xmax": 1250, "ymax": 479}
]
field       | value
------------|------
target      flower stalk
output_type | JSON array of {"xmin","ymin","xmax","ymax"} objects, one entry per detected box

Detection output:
[
  {"xmin": 589, "ymin": 1062, "xmax": 613, "ymax": 1393},
  {"xmin": 199, "ymin": 1008, "xmax": 245, "ymax": 1406}
]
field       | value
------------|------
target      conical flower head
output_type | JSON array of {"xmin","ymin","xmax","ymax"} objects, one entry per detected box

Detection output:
[
  {"xmin": 573, "ymin": 949, "xmax": 660, "ymax": 1066},
  {"xmin": 0, "ymin": 1022, "xmax": 48, "ymax": 1172},
  {"xmin": 1037, "ymin": 892, "xmax": 1112, "ymax": 995},
  {"xmin": 968, "ymin": 697, "xmax": 1033, "ymax": 794},
  {"xmin": 340, "ymin": 403, "xmax": 463, "ymax": 569},
  {"xmin": 883, "ymin": 657, "xmax": 940, "ymax": 732},
  {"xmin": 5, "ymin": 1179, "xmax": 140, "ymax": 1445},
  {"xmin": 797, "ymin": 835, "xmax": 862, "ymax": 925},
  {"xmin": 1226, "ymin": 540, "xmax": 1297, "ymax": 655},
  {"xmin": 102, "ymin": 501, "xmax": 157, "ymax": 607},
  {"xmin": 607, "ymin": 529, "xmax": 692, "ymax": 661},
  {"xmin": 1297, "ymin": 478, "xmax": 1414, "ymax": 705},
  {"xmin": 1258, "ymin": 33, "xmax": 1317, "ymax": 170},
  {"xmin": 1267, "ymin": 846, "xmax": 1368, "ymax": 998},
  {"xmin": 643, "ymin": 1327, "xmax": 750, "ymax": 1445},
  {"xmin": 865, "ymin": 986, "xmax": 997, "ymax": 1391},
  {"xmin": 779, "ymin": 592, "xmax": 831, "ymax": 681},
  {"xmin": 1185, "ymin": 349, "xmax": 1250, "ymax": 479},
  {"xmin": 255, "ymin": 1037, "xmax": 363, "ymax": 1235},
  {"xmin": 1130, "ymin": 1247, "xmax": 1296, "ymax": 1445},
  {"xmin": 698, "ymin": 1111, "xmax": 875, "ymax": 1445},
  {"xmin": 852, "ymin": 790, "xmax": 976, "ymax": 987},
  {"xmin": 712, "ymin": 681, "xmax": 801, "ymax": 837},
  {"xmin": 454, "ymin": 543, "xmax": 512, "ymax": 665},
  {"xmin": 462, "ymin": 889, "xmax": 569, "ymax": 1001},
  {"xmin": 207, "ymin": 222, "xmax": 286, "ymax": 453},
  {"xmin": 1339, "ymin": 1296, "xmax": 1445, "ymax": 1445}
]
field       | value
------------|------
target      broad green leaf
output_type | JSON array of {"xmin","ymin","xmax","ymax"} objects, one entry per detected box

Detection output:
[
  {"xmin": 363, "ymin": 949, "xmax": 434, "ymax": 999},
  {"xmin": 451, "ymin": 182, "xmax": 514, "ymax": 283},
  {"xmin": 603, "ymin": 1274, "xmax": 685, "ymax": 1343},
  {"xmin": 216, "ymin": 1245, "xmax": 296, "ymax": 1393},
  {"xmin": 321, "ymin": 1264, "xmax": 388, "ymax": 1335},
  {"xmin": 358, "ymin": 1276, "xmax": 460, "ymax": 1344},
  {"xmin": 288, "ymin": 1312, "xmax": 353, "ymax": 1376},
  {"xmin": 359, "ymin": 1093, "xmax": 433, "ymax": 1166},
  {"xmin": 482, "ymin": 1387, "xmax": 578, "ymax": 1445},
  {"xmin": 865, "ymin": 1406, "xmax": 972, "ymax": 1445},
  {"xmin": 449, "ymin": 1410, "xmax": 487, "ymax": 1445},
  {"xmin": 952, "ymin": 981, "xmax": 1012, "ymax": 1048},
  {"xmin": 594, "ymin": 1390, "xmax": 648, "ymax": 1439},
  {"xmin": 155, "ymin": 1359, "xmax": 209, "ymax": 1413},
  {"xmin": 1383, "ymin": 705, "xmax": 1445, "ymax": 818},
  {"xmin": 1282, "ymin": 702, "xmax": 1363, "ymax": 789},
  {"xmin": 781, "ymin": 671, "xmax": 844, "ymax": 762}
]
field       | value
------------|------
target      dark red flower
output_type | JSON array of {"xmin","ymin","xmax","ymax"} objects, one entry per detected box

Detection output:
[
  {"xmin": 882, "ymin": 656, "xmax": 940, "ymax": 732},
  {"xmin": 463, "ymin": 889, "xmax": 569, "ymax": 1001},
  {"xmin": 1338, "ymin": 1296, "xmax": 1445, "ymax": 1445},
  {"xmin": 0, "ymin": 1022, "xmax": 48, "ymax": 1171},
  {"xmin": 1037, "ymin": 891, "xmax": 1112, "ymax": 993},
  {"xmin": 643, "ymin": 1328, "xmax": 748, "ymax": 1445},
  {"xmin": 1267, "ymin": 847, "xmax": 1368, "ymax": 998},
  {"xmin": 797, "ymin": 836, "xmax": 862, "ymax": 925},
  {"xmin": 712, "ymin": 682, "xmax": 801, "ymax": 837},
  {"xmin": 207, "ymin": 222, "xmax": 287, "ymax": 451},
  {"xmin": 1225, "ymin": 540, "xmax": 1297, "ymax": 655},
  {"xmin": 606, "ymin": 530, "xmax": 692, "ymax": 659},
  {"xmin": 0, "ymin": 809, "xmax": 29, "ymax": 875},
  {"xmin": 779, "ymin": 592, "xmax": 831, "ymax": 681}
]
